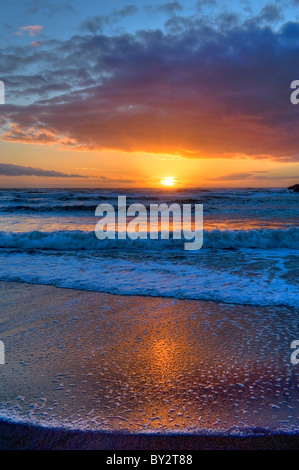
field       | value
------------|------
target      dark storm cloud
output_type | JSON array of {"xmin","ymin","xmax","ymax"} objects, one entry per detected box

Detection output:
[
  {"xmin": 1, "ymin": 13, "xmax": 299, "ymax": 161},
  {"xmin": 0, "ymin": 163, "xmax": 87, "ymax": 177}
]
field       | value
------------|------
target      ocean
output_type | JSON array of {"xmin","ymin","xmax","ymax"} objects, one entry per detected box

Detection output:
[
  {"xmin": 0, "ymin": 187, "xmax": 298, "ymax": 435},
  {"xmin": 0, "ymin": 189, "xmax": 299, "ymax": 307},
  {"xmin": 0, "ymin": 187, "xmax": 298, "ymax": 307}
]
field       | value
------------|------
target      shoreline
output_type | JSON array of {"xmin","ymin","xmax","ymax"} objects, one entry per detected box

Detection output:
[
  {"xmin": 0, "ymin": 420, "xmax": 298, "ymax": 450},
  {"xmin": 0, "ymin": 278, "xmax": 297, "ymax": 310},
  {"xmin": 0, "ymin": 281, "xmax": 298, "ymax": 450}
]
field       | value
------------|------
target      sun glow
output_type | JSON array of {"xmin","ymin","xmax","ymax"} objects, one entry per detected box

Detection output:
[{"xmin": 161, "ymin": 176, "xmax": 175, "ymax": 187}]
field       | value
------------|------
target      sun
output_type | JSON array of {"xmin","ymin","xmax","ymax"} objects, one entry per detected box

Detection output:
[{"xmin": 161, "ymin": 176, "xmax": 176, "ymax": 187}]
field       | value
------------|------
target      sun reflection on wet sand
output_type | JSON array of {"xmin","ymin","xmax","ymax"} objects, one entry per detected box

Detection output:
[{"xmin": 0, "ymin": 282, "xmax": 298, "ymax": 434}]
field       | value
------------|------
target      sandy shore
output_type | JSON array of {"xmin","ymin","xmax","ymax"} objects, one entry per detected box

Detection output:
[
  {"xmin": 0, "ymin": 281, "xmax": 298, "ymax": 450},
  {"xmin": 0, "ymin": 420, "xmax": 299, "ymax": 450}
]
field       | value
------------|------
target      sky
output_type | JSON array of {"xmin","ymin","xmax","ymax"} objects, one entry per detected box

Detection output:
[{"xmin": 0, "ymin": 0, "xmax": 299, "ymax": 188}]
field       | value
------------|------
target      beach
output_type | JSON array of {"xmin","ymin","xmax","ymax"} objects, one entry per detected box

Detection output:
[
  {"xmin": 0, "ymin": 281, "xmax": 298, "ymax": 450},
  {"xmin": 1, "ymin": 0, "xmax": 299, "ymax": 452},
  {"xmin": 1, "ymin": 420, "xmax": 299, "ymax": 450}
]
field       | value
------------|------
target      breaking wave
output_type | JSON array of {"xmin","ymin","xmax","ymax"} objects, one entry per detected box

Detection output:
[{"xmin": 0, "ymin": 227, "xmax": 298, "ymax": 251}]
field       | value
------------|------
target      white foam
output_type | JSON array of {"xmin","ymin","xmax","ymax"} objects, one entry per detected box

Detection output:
[
  {"xmin": 0, "ymin": 246, "xmax": 297, "ymax": 307},
  {"xmin": 0, "ymin": 227, "xmax": 298, "ymax": 251}
]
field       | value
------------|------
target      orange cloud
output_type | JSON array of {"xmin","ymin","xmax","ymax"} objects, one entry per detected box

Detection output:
[
  {"xmin": 16, "ymin": 25, "xmax": 43, "ymax": 37},
  {"xmin": 3, "ymin": 20, "xmax": 299, "ymax": 162}
]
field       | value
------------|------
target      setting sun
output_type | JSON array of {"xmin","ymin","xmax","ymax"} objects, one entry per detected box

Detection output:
[{"xmin": 161, "ymin": 176, "xmax": 175, "ymax": 187}]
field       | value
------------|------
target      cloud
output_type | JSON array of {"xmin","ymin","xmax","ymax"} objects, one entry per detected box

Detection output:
[
  {"xmin": 244, "ymin": 3, "xmax": 284, "ymax": 27},
  {"xmin": 195, "ymin": 0, "xmax": 217, "ymax": 10},
  {"xmin": 30, "ymin": 41, "xmax": 43, "ymax": 48},
  {"xmin": 205, "ymin": 171, "xmax": 299, "ymax": 181},
  {"xmin": 146, "ymin": 2, "xmax": 183, "ymax": 15},
  {"xmin": 259, "ymin": 4, "xmax": 283, "ymax": 23},
  {"xmin": 206, "ymin": 171, "xmax": 267, "ymax": 181},
  {"xmin": 80, "ymin": 5, "xmax": 138, "ymax": 33},
  {"xmin": 1, "ymin": 15, "xmax": 299, "ymax": 162},
  {"xmin": 0, "ymin": 163, "xmax": 87, "ymax": 178},
  {"xmin": 16, "ymin": 25, "xmax": 44, "ymax": 37},
  {"xmin": 26, "ymin": 1, "xmax": 75, "ymax": 17}
]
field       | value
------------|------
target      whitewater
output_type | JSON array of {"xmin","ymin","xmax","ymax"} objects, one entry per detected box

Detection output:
[{"xmin": 0, "ymin": 187, "xmax": 298, "ymax": 307}]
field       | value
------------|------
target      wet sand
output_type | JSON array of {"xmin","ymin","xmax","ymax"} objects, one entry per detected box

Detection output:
[
  {"xmin": 0, "ymin": 420, "xmax": 299, "ymax": 450},
  {"xmin": 0, "ymin": 281, "xmax": 298, "ymax": 450}
]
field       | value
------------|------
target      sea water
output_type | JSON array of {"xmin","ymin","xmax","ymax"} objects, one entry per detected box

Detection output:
[{"xmin": 0, "ymin": 187, "xmax": 298, "ymax": 307}]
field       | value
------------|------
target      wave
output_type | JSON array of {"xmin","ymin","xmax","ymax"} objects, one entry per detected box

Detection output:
[
  {"xmin": 0, "ymin": 204, "xmax": 94, "ymax": 213},
  {"xmin": 0, "ymin": 227, "xmax": 298, "ymax": 251},
  {"xmin": 0, "ymin": 187, "xmax": 297, "ymax": 216}
]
